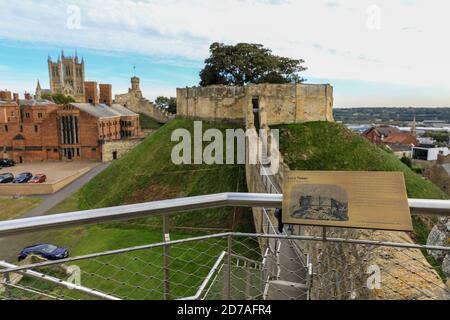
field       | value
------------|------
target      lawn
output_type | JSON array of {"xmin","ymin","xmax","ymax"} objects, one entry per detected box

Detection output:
[
  {"xmin": 139, "ymin": 113, "xmax": 163, "ymax": 130},
  {"xmin": 274, "ymin": 121, "xmax": 448, "ymax": 200},
  {"xmin": 1, "ymin": 119, "xmax": 257, "ymax": 300},
  {"xmin": 0, "ymin": 197, "xmax": 42, "ymax": 221}
]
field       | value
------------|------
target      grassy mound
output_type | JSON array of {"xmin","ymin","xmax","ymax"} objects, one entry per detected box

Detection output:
[
  {"xmin": 274, "ymin": 121, "xmax": 448, "ymax": 200},
  {"xmin": 274, "ymin": 121, "xmax": 448, "ymax": 280},
  {"xmin": 139, "ymin": 113, "xmax": 163, "ymax": 130},
  {"xmin": 65, "ymin": 118, "xmax": 250, "ymax": 231}
]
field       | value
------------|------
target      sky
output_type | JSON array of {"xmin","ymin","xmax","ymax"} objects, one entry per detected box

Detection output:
[{"xmin": 0, "ymin": 0, "xmax": 449, "ymax": 107}]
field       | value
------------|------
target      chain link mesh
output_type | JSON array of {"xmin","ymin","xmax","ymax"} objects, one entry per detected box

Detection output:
[{"xmin": 0, "ymin": 233, "xmax": 448, "ymax": 300}]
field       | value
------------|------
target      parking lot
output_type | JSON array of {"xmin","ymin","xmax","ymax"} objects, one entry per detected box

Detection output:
[{"xmin": 0, "ymin": 161, "xmax": 101, "ymax": 195}]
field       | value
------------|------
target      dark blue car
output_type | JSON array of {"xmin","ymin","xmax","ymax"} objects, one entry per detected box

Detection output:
[
  {"xmin": 18, "ymin": 244, "xmax": 69, "ymax": 261},
  {"xmin": 13, "ymin": 172, "xmax": 33, "ymax": 184}
]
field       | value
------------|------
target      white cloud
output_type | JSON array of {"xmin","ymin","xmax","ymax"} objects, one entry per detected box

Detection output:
[{"xmin": 0, "ymin": 0, "xmax": 449, "ymax": 90}]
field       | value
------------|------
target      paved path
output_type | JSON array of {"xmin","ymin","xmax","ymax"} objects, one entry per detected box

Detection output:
[
  {"xmin": 0, "ymin": 162, "xmax": 111, "ymax": 262},
  {"xmin": 24, "ymin": 162, "xmax": 111, "ymax": 218}
]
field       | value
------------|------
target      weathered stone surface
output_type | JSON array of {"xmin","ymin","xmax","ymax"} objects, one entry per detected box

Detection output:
[
  {"xmin": 115, "ymin": 77, "xmax": 172, "ymax": 123},
  {"xmin": 427, "ymin": 217, "xmax": 450, "ymax": 281},
  {"xmin": 177, "ymin": 83, "xmax": 334, "ymax": 126},
  {"xmin": 102, "ymin": 138, "xmax": 143, "ymax": 162},
  {"xmin": 443, "ymin": 255, "xmax": 450, "ymax": 279}
]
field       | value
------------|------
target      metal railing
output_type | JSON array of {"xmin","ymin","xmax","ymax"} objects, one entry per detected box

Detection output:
[
  {"xmin": 1, "ymin": 193, "xmax": 448, "ymax": 238},
  {"xmin": 1, "ymin": 232, "xmax": 448, "ymax": 300},
  {"xmin": 0, "ymin": 192, "xmax": 449, "ymax": 300}
]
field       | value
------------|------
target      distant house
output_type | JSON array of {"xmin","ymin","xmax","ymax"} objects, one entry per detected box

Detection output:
[
  {"xmin": 382, "ymin": 132, "xmax": 418, "ymax": 146},
  {"xmin": 363, "ymin": 125, "xmax": 418, "ymax": 158},
  {"xmin": 417, "ymin": 137, "xmax": 437, "ymax": 146},
  {"xmin": 387, "ymin": 144, "xmax": 413, "ymax": 159},
  {"xmin": 412, "ymin": 146, "xmax": 450, "ymax": 161},
  {"xmin": 362, "ymin": 126, "xmax": 401, "ymax": 144}
]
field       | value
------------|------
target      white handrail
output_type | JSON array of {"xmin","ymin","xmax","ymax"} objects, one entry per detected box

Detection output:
[{"xmin": 0, "ymin": 192, "xmax": 448, "ymax": 238}]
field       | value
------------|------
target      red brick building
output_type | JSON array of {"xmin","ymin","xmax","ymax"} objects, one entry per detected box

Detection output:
[
  {"xmin": 0, "ymin": 89, "xmax": 141, "ymax": 163},
  {"xmin": 362, "ymin": 125, "xmax": 418, "ymax": 146}
]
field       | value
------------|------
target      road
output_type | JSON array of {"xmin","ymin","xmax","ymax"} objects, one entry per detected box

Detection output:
[
  {"xmin": 0, "ymin": 162, "xmax": 111, "ymax": 261},
  {"xmin": 24, "ymin": 162, "xmax": 111, "ymax": 217}
]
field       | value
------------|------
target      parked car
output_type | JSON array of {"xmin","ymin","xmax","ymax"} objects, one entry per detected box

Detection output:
[
  {"xmin": 29, "ymin": 174, "xmax": 47, "ymax": 184},
  {"xmin": 0, "ymin": 173, "xmax": 14, "ymax": 183},
  {"xmin": 13, "ymin": 172, "xmax": 33, "ymax": 184},
  {"xmin": 18, "ymin": 244, "xmax": 69, "ymax": 262},
  {"xmin": 0, "ymin": 159, "xmax": 16, "ymax": 167}
]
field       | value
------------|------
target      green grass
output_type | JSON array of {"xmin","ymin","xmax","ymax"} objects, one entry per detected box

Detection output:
[
  {"xmin": 139, "ymin": 113, "xmax": 163, "ymax": 130},
  {"xmin": 17, "ymin": 118, "xmax": 256, "ymax": 300},
  {"xmin": 274, "ymin": 121, "xmax": 448, "ymax": 200},
  {"xmin": 0, "ymin": 197, "xmax": 42, "ymax": 221}
]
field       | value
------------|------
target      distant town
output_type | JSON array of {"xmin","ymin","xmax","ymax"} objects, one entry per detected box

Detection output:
[{"xmin": 335, "ymin": 107, "xmax": 450, "ymax": 126}]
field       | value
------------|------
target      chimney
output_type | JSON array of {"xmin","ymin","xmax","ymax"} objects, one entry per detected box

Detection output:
[
  {"xmin": 84, "ymin": 81, "xmax": 99, "ymax": 105},
  {"xmin": 0, "ymin": 90, "xmax": 12, "ymax": 101},
  {"xmin": 24, "ymin": 92, "xmax": 32, "ymax": 100},
  {"xmin": 99, "ymin": 84, "xmax": 112, "ymax": 106},
  {"xmin": 13, "ymin": 93, "xmax": 19, "ymax": 104}
]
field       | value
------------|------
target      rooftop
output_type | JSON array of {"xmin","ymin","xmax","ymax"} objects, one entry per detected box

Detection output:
[
  {"xmin": 109, "ymin": 104, "xmax": 139, "ymax": 117},
  {"xmin": 383, "ymin": 132, "xmax": 418, "ymax": 145},
  {"xmin": 70, "ymin": 103, "xmax": 138, "ymax": 119},
  {"xmin": 19, "ymin": 99, "xmax": 55, "ymax": 106}
]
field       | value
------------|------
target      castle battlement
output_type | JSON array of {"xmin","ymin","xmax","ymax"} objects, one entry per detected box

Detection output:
[{"xmin": 176, "ymin": 83, "xmax": 334, "ymax": 127}]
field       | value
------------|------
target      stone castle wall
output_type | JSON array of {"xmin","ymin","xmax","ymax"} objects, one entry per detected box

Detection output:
[
  {"xmin": 114, "ymin": 77, "xmax": 172, "ymax": 124},
  {"xmin": 102, "ymin": 138, "xmax": 143, "ymax": 162},
  {"xmin": 177, "ymin": 83, "xmax": 334, "ymax": 125}
]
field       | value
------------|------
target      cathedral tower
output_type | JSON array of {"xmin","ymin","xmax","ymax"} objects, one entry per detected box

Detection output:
[
  {"xmin": 48, "ymin": 50, "xmax": 86, "ymax": 102},
  {"xmin": 35, "ymin": 80, "xmax": 42, "ymax": 99}
]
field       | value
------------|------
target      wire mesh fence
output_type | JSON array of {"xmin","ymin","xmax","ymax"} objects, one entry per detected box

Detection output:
[{"xmin": 0, "ymin": 232, "xmax": 449, "ymax": 301}]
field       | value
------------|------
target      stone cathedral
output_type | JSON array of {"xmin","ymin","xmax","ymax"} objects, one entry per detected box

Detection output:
[{"xmin": 47, "ymin": 50, "xmax": 86, "ymax": 102}]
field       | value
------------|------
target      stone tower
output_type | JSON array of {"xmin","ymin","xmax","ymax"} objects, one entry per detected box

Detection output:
[
  {"xmin": 35, "ymin": 80, "xmax": 42, "ymax": 99},
  {"xmin": 130, "ymin": 77, "xmax": 142, "ymax": 98},
  {"xmin": 48, "ymin": 50, "xmax": 86, "ymax": 102}
]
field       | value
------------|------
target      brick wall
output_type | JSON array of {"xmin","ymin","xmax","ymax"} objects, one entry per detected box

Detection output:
[
  {"xmin": 84, "ymin": 81, "xmax": 99, "ymax": 104},
  {"xmin": 99, "ymin": 84, "xmax": 112, "ymax": 106},
  {"xmin": 0, "ymin": 91, "xmax": 12, "ymax": 101}
]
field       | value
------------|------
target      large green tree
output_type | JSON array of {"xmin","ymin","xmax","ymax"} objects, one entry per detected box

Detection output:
[
  {"xmin": 42, "ymin": 93, "xmax": 76, "ymax": 105},
  {"xmin": 155, "ymin": 96, "xmax": 177, "ymax": 114},
  {"xmin": 199, "ymin": 42, "xmax": 307, "ymax": 87}
]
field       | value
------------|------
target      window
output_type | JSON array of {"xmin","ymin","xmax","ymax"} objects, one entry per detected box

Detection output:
[
  {"xmin": 54, "ymin": 149, "xmax": 58, "ymax": 153},
  {"xmin": 4, "ymin": 125, "xmax": 8, "ymax": 132},
  {"xmin": 25, "ymin": 112, "xmax": 31, "ymax": 119},
  {"xmin": 34, "ymin": 125, "xmax": 38, "ymax": 133},
  {"xmin": 38, "ymin": 112, "xmax": 43, "ymax": 119},
  {"xmin": 252, "ymin": 97, "xmax": 260, "ymax": 110},
  {"xmin": 92, "ymin": 148, "xmax": 97, "ymax": 152},
  {"xmin": 10, "ymin": 111, "xmax": 15, "ymax": 117},
  {"xmin": 20, "ymin": 125, "xmax": 23, "ymax": 132}
]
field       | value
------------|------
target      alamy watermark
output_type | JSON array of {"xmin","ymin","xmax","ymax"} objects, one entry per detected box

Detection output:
[
  {"xmin": 67, "ymin": 5, "xmax": 82, "ymax": 30},
  {"xmin": 367, "ymin": 264, "xmax": 382, "ymax": 290},
  {"xmin": 366, "ymin": 5, "xmax": 381, "ymax": 30},
  {"xmin": 171, "ymin": 121, "xmax": 280, "ymax": 175}
]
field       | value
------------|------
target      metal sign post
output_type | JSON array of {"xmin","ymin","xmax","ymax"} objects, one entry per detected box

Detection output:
[{"xmin": 163, "ymin": 215, "xmax": 171, "ymax": 300}]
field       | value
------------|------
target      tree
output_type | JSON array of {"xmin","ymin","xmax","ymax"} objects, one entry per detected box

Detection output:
[
  {"xmin": 42, "ymin": 93, "xmax": 76, "ymax": 105},
  {"xmin": 401, "ymin": 156, "xmax": 412, "ymax": 168},
  {"xmin": 199, "ymin": 42, "xmax": 307, "ymax": 87},
  {"xmin": 155, "ymin": 96, "xmax": 177, "ymax": 114}
]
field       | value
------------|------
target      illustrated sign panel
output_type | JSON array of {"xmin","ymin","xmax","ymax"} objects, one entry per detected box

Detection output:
[{"xmin": 283, "ymin": 171, "xmax": 413, "ymax": 231}]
